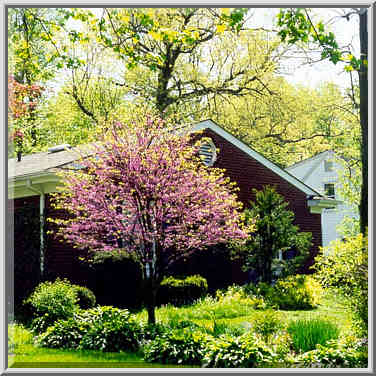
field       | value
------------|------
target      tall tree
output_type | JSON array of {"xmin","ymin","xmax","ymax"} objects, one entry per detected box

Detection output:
[
  {"xmin": 233, "ymin": 186, "xmax": 312, "ymax": 283},
  {"xmin": 276, "ymin": 7, "xmax": 368, "ymax": 233},
  {"xmin": 50, "ymin": 116, "xmax": 249, "ymax": 323},
  {"xmin": 203, "ymin": 79, "xmax": 354, "ymax": 167}
]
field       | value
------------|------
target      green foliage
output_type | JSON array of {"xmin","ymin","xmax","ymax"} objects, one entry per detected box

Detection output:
[
  {"xmin": 297, "ymin": 338, "xmax": 368, "ymax": 368},
  {"xmin": 234, "ymin": 186, "xmax": 312, "ymax": 283},
  {"xmin": 37, "ymin": 306, "xmax": 141, "ymax": 352},
  {"xmin": 276, "ymin": 9, "xmax": 363, "ymax": 71},
  {"xmin": 73, "ymin": 285, "xmax": 96, "ymax": 309},
  {"xmin": 202, "ymin": 332, "xmax": 276, "ymax": 368},
  {"xmin": 287, "ymin": 318, "xmax": 340, "ymax": 353},
  {"xmin": 266, "ymin": 275, "xmax": 323, "ymax": 310},
  {"xmin": 25, "ymin": 278, "xmax": 78, "ymax": 327},
  {"xmin": 251, "ymin": 309, "xmax": 284, "ymax": 340},
  {"xmin": 142, "ymin": 328, "xmax": 209, "ymax": 366},
  {"xmin": 211, "ymin": 321, "xmax": 247, "ymax": 338},
  {"xmin": 314, "ymin": 233, "xmax": 368, "ymax": 334},
  {"xmin": 159, "ymin": 275, "xmax": 208, "ymax": 306},
  {"xmin": 8, "ymin": 8, "xmax": 73, "ymax": 84}
]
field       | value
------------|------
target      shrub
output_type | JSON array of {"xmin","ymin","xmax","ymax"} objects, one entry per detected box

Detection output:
[
  {"xmin": 287, "ymin": 318, "xmax": 340, "ymax": 353},
  {"xmin": 73, "ymin": 285, "xmax": 96, "ymax": 309},
  {"xmin": 296, "ymin": 338, "xmax": 368, "ymax": 368},
  {"xmin": 37, "ymin": 306, "xmax": 141, "ymax": 352},
  {"xmin": 202, "ymin": 332, "xmax": 276, "ymax": 368},
  {"xmin": 158, "ymin": 275, "xmax": 208, "ymax": 306},
  {"xmin": 314, "ymin": 232, "xmax": 368, "ymax": 334},
  {"xmin": 266, "ymin": 275, "xmax": 323, "ymax": 310},
  {"xmin": 252, "ymin": 309, "xmax": 284, "ymax": 340},
  {"xmin": 143, "ymin": 328, "xmax": 209, "ymax": 365},
  {"xmin": 25, "ymin": 278, "xmax": 78, "ymax": 331}
]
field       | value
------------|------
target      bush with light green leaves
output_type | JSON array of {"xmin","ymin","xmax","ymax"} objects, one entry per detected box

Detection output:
[
  {"xmin": 314, "ymin": 232, "xmax": 368, "ymax": 334},
  {"xmin": 266, "ymin": 275, "xmax": 323, "ymax": 310}
]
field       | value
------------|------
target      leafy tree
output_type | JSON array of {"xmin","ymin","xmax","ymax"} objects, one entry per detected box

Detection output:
[
  {"xmin": 50, "ymin": 116, "xmax": 250, "ymax": 323},
  {"xmin": 234, "ymin": 186, "xmax": 312, "ymax": 284},
  {"xmin": 276, "ymin": 7, "xmax": 368, "ymax": 234}
]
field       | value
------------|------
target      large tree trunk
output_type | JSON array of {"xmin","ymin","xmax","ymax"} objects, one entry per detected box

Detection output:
[{"xmin": 358, "ymin": 10, "xmax": 368, "ymax": 235}]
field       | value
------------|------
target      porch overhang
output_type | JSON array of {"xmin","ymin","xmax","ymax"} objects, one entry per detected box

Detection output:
[
  {"xmin": 307, "ymin": 196, "xmax": 341, "ymax": 214},
  {"xmin": 8, "ymin": 172, "xmax": 62, "ymax": 199}
]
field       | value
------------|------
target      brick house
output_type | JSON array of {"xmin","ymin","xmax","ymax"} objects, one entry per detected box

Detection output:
[{"xmin": 8, "ymin": 120, "xmax": 338, "ymax": 307}]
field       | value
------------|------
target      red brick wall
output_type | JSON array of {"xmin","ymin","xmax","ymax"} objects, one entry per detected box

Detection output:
[
  {"xmin": 10, "ymin": 195, "xmax": 41, "ymax": 305},
  {"xmin": 202, "ymin": 129, "xmax": 322, "ymax": 273},
  {"xmin": 44, "ymin": 194, "xmax": 91, "ymax": 286}
]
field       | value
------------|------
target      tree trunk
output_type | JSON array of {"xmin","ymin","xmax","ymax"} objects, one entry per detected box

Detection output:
[
  {"xmin": 358, "ymin": 10, "xmax": 368, "ymax": 235},
  {"xmin": 146, "ymin": 286, "xmax": 157, "ymax": 325}
]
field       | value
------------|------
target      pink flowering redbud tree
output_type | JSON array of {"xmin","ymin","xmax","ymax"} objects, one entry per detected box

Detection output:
[{"xmin": 51, "ymin": 116, "xmax": 250, "ymax": 324}]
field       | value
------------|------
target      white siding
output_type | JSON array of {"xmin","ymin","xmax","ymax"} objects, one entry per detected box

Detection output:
[{"xmin": 288, "ymin": 152, "xmax": 358, "ymax": 247}]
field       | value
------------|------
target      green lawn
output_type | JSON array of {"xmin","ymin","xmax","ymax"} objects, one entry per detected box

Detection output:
[
  {"xmin": 9, "ymin": 288, "xmax": 353, "ymax": 369},
  {"xmin": 9, "ymin": 346, "xmax": 197, "ymax": 368}
]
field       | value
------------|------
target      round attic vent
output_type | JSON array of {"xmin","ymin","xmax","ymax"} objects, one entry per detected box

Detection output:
[{"xmin": 199, "ymin": 139, "xmax": 217, "ymax": 166}]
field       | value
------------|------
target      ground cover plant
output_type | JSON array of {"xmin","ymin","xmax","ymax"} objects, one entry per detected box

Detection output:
[{"xmin": 10, "ymin": 280, "xmax": 366, "ymax": 368}]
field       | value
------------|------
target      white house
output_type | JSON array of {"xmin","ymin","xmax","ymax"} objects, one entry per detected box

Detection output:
[{"xmin": 286, "ymin": 150, "xmax": 359, "ymax": 247}]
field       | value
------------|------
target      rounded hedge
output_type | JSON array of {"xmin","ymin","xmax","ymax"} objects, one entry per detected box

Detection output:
[{"xmin": 158, "ymin": 275, "xmax": 208, "ymax": 306}]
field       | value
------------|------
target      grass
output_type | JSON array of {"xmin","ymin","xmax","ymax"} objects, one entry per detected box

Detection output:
[
  {"xmin": 10, "ymin": 346, "xmax": 197, "ymax": 368},
  {"xmin": 287, "ymin": 318, "xmax": 340, "ymax": 353}
]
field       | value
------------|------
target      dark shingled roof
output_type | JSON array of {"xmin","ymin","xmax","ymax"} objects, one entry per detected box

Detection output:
[{"xmin": 8, "ymin": 145, "xmax": 94, "ymax": 179}]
